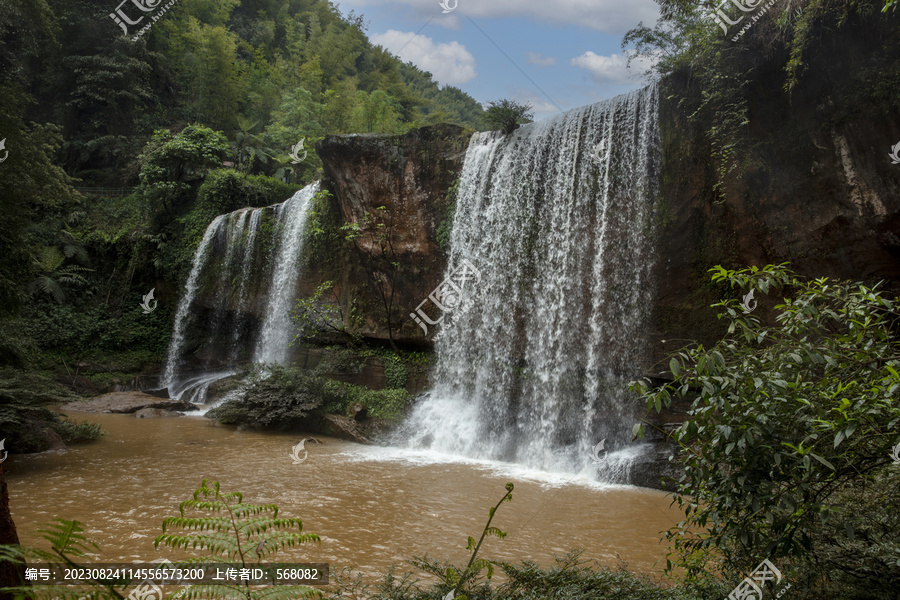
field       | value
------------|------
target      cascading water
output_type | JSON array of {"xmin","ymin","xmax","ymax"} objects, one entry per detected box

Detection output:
[
  {"xmin": 162, "ymin": 182, "xmax": 320, "ymax": 404},
  {"xmin": 400, "ymin": 85, "xmax": 660, "ymax": 482}
]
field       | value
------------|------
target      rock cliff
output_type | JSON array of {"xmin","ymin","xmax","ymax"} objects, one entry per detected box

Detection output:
[{"xmin": 315, "ymin": 124, "xmax": 471, "ymax": 347}]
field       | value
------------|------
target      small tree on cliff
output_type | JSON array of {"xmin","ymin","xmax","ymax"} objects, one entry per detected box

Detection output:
[
  {"xmin": 483, "ymin": 100, "xmax": 533, "ymax": 135},
  {"xmin": 341, "ymin": 206, "xmax": 402, "ymax": 350},
  {"xmin": 632, "ymin": 264, "xmax": 900, "ymax": 587}
]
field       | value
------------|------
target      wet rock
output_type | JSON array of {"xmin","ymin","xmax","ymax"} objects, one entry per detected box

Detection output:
[
  {"xmin": 64, "ymin": 392, "xmax": 193, "ymax": 414},
  {"xmin": 12, "ymin": 420, "xmax": 67, "ymax": 453},
  {"xmin": 134, "ymin": 408, "xmax": 183, "ymax": 418},
  {"xmin": 318, "ymin": 413, "xmax": 396, "ymax": 444},
  {"xmin": 320, "ymin": 414, "xmax": 370, "ymax": 444}
]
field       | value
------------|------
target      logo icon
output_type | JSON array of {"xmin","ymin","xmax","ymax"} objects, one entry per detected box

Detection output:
[
  {"xmin": 125, "ymin": 558, "xmax": 171, "ymax": 600},
  {"xmin": 892, "ymin": 442, "xmax": 900, "ymax": 464},
  {"xmin": 109, "ymin": 0, "xmax": 161, "ymax": 35},
  {"xmin": 741, "ymin": 289, "xmax": 757, "ymax": 314},
  {"xmin": 126, "ymin": 582, "xmax": 163, "ymax": 600},
  {"xmin": 289, "ymin": 138, "xmax": 307, "ymax": 164},
  {"xmin": 710, "ymin": 0, "xmax": 764, "ymax": 35},
  {"xmin": 725, "ymin": 558, "xmax": 782, "ymax": 600},
  {"xmin": 0, "ymin": 439, "xmax": 7, "ymax": 463},
  {"xmin": 289, "ymin": 439, "xmax": 310, "ymax": 464},
  {"xmin": 443, "ymin": 592, "xmax": 455, "ymax": 600},
  {"xmin": 140, "ymin": 288, "xmax": 158, "ymax": 314},
  {"xmin": 438, "ymin": 0, "xmax": 458, "ymax": 13},
  {"xmin": 889, "ymin": 142, "xmax": 900, "ymax": 165},
  {"xmin": 589, "ymin": 439, "xmax": 607, "ymax": 464},
  {"xmin": 0, "ymin": 139, "xmax": 8, "ymax": 163}
]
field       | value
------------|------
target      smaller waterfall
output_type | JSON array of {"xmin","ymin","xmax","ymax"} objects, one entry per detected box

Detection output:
[
  {"xmin": 162, "ymin": 183, "xmax": 320, "ymax": 400},
  {"xmin": 253, "ymin": 187, "xmax": 319, "ymax": 364}
]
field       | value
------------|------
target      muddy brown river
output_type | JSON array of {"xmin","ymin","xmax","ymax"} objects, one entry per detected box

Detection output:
[{"xmin": 5, "ymin": 412, "xmax": 678, "ymax": 584}]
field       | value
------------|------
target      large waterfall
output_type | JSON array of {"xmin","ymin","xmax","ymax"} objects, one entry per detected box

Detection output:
[
  {"xmin": 400, "ymin": 86, "xmax": 660, "ymax": 480},
  {"xmin": 162, "ymin": 182, "xmax": 320, "ymax": 402}
]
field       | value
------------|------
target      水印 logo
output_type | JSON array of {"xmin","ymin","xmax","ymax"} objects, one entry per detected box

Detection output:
[
  {"xmin": 889, "ymin": 141, "xmax": 900, "ymax": 165},
  {"xmin": 0, "ymin": 439, "xmax": 7, "ymax": 463},
  {"xmin": 439, "ymin": 0, "xmax": 458, "ymax": 13},
  {"xmin": 891, "ymin": 442, "xmax": 900, "ymax": 464},
  {"xmin": 589, "ymin": 439, "xmax": 607, "ymax": 464},
  {"xmin": 140, "ymin": 288, "xmax": 158, "ymax": 314},
  {"xmin": 0, "ymin": 138, "xmax": 8, "ymax": 163},
  {"xmin": 289, "ymin": 439, "xmax": 310, "ymax": 464},
  {"xmin": 741, "ymin": 288, "xmax": 757, "ymax": 314},
  {"xmin": 290, "ymin": 138, "xmax": 307, "ymax": 164}
]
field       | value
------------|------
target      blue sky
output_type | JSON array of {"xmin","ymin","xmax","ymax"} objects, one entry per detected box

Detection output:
[{"xmin": 335, "ymin": 0, "xmax": 661, "ymax": 121}]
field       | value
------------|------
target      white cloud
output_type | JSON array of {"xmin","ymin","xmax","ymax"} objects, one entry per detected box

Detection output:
[
  {"xmin": 527, "ymin": 52, "xmax": 557, "ymax": 67},
  {"xmin": 570, "ymin": 51, "xmax": 655, "ymax": 85},
  {"xmin": 371, "ymin": 30, "xmax": 477, "ymax": 86},
  {"xmin": 343, "ymin": 0, "xmax": 658, "ymax": 33}
]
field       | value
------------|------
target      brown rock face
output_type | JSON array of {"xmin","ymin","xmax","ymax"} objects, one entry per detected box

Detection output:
[
  {"xmin": 648, "ymin": 31, "xmax": 900, "ymax": 372},
  {"xmin": 316, "ymin": 124, "xmax": 472, "ymax": 346}
]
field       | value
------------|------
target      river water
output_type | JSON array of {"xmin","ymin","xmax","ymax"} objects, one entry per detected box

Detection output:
[{"xmin": 6, "ymin": 412, "xmax": 678, "ymax": 584}]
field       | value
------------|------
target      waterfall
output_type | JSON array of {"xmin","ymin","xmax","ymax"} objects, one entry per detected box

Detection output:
[
  {"xmin": 253, "ymin": 184, "xmax": 320, "ymax": 364},
  {"xmin": 162, "ymin": 182, "xmax": 320, "ymax": 401},
  {"xmin": 400, "ymin": 85, "xmax": 660, "ymax": 481}
]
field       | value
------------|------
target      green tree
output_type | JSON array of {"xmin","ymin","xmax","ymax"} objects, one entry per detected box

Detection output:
[
  {"xmin": 632, "ymin": 264, "xmax": 900, "ymax": 582},
  {"xmin": 137, "ymin": 124, "xmax": 231, "ymax": 216},
  {"xmin": 483, "ymin": 99, "xmax": 533, "ymax": 135},
  {"xmin": 291, "ymin": 281, "xmax": 356, "ymax": 346},
  {"xmin": 349, "ymin": 89, "xmax": 403, "ymax": 133},
  {"xmin": 341, "ymin": 206, "xmax": 403, "ymax": 350}
]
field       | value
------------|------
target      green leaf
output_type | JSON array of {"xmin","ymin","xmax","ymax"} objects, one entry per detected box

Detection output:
[
  {"xmin": 809, "ymin": 453, "xmax": 835, "ymax": 470},
  {"xmin": 632, "ymin": 422, "xmax": 645, "ymax": 440}
]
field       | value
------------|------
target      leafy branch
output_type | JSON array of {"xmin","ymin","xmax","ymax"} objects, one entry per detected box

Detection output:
[{"xmin": 444, "ymin": 482, "xmax": 514, "ymax": 600}]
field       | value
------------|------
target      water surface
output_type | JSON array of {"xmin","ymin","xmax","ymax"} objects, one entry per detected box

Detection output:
[{"xmin": 7, "ymin": 412, "xmax": 677, "ymax": 583}]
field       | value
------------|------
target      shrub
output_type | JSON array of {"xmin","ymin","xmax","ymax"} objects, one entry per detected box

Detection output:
[
  {"xmin": 206, "ymin": 365, "xmax": 337, "ymax": 429},
  {"xmin": 0, "ymin": 367, "xmax": 101, "ymax": 453},
  {"xmin": 482, "ymin": 100, "xmax": 533, "ymax": 135},
  {"xmin": 632, "ymin": 264, "xmax": 900, "ymax": 582},
  {"xmin": 49, "ymin": 418, "xmax": 105, "ymax": 444}
]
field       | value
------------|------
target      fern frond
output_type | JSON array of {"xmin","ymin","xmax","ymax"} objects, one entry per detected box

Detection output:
[
  {"xmin": 252, "ymin": 585, "xmax": 320, "ymax": 600},
  {"xmin": 484, "ymin": 527, "xmax": 507, "ymax": 539},
  {"xmin": 234, "ymin": 515, "xmax": 302, "ymax": 538},
  {"xmin": 230, "ymin": 504, "xmax": 277, "ymax": 519},
  {"xmin": 155, "ymin": 532, "xmax": 242, "ymax": 559},
  {"xmin": 178, "ymin": 500, "xmax": 229, "ymax": 516},
  {"xmin": 38, "ymin": 519, "xmax": 99, "ymax": 557},
  {"xmin": 162, "ymin": 516, "xmax": 234, "ymax": 533},
  {"xmin": 29, "ymin": 275, "xmax": 65, "ymax": 303},
  {"xmin": 469, "ymin": 558, "xmax": 495, "ymax": 579}
]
